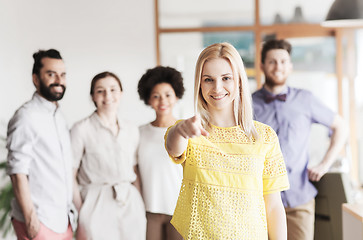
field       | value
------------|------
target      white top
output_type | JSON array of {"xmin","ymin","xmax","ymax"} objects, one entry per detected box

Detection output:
[
  {"xmin": 6, "ymin": 92, "xmax": 73, "ymax": 233},
  {"xmin": 71, "ymin": 112, "xmax": 138, "ymax": 185},
  {"xmin": 71, "ymin": 112, "xmax": 146, "ymax": 240},
  {"xmin": 138, "ymin": 123, "xmax": 182, "ymax": 215}
]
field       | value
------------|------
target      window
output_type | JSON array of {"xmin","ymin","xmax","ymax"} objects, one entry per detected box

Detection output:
[{"xmin": 155, "ymin": 0, "xmax": 360, "ymax": 183}]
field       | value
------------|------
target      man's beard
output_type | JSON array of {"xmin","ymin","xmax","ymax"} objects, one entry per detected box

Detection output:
[
  {"xmin": 38, "ymin": 77, "xmax": 66, "ymax": 101},
  {"xmin": 264, "ymin": 76, "xmax": 287, "ymax": 88}
]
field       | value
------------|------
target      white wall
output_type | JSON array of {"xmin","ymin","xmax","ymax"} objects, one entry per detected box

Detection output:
[
  {"xmin": 0, "ymin": 1, "xmax": 155, "ymax": 238},
  {"xmin": 0, "ymin": 0, "xmax": 157, "ymax": 133}
]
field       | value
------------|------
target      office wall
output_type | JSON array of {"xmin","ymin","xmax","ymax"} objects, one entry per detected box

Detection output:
[
  {"xmin": 0, "ymin": 0, "xmax": 157, "ymax": 133},
  {"xmin": 0, "ymin": 2, "xmax": 155, "ymax": 238}
]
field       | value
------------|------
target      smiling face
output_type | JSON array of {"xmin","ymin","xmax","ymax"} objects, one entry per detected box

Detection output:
[
  {"xmin": 148, "ymin": 82, "xmax": 178, "ymax": 117},
  {"xmin": 33, "ymin": 57, "xmax": 66, "ymax": 102},
  {"xmin": 200, "ymin": 58, "xmax": 236, "ymax": 114},
  {"xmin": 92, "ymin": 76, "xmax": 122, "ymax": 113},
  {"xmin": 261, "ymin": 49, "xmax": 292, "ymax": 88}
]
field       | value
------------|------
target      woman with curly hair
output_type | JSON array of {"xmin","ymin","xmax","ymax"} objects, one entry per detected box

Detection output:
[{"xmin": 137, "ymin": 66, "xmax": 185, "ymax": 240}]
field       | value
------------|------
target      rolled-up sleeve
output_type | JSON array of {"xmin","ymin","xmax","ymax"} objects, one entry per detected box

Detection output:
[
  {"xmin": 6, "ymin": 112, "xmax": 34, "ymax": 175},
  {"xmin": 309, "ymin": 93, "xmax": 335, "ymax": 127}
]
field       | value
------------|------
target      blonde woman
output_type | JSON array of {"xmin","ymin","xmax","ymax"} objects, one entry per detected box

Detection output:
[{"xmin": 165, "ymin": 43, "xmax": 290, "ymax": 240}]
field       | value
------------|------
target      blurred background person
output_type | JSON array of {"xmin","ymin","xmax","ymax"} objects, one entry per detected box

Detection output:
[
  {"xmin": 71, "ymin": 72, "xmax": 146, "ymax": 240},
  {"xmin": 137, "ymin": 66, "xmax": 185, "ymax": 240},
  {"xmin": 252, "ymin": 39, "xmax": 348, "ymax": 240},
  {"xmin": 6, "ymin": 49, "xmax": 74, "ymax": 240}
]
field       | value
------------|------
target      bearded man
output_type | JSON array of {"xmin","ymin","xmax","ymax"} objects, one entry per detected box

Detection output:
[
  {"xmin": 252, "ymin": 39, "xmax": 348, "ymax": 240},
  {"xmin": 6, "ymin": 49, "xmax": 74, "ymax": 239}
]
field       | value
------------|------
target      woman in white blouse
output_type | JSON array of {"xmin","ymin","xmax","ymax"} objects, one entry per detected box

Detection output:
[
  {"xmin": 137, "ymin": 66, "xmax": 184, "ymax": 240},
  {"xmin": 71, "ymin": 72, "xmax": 146, "ymax": 240}
]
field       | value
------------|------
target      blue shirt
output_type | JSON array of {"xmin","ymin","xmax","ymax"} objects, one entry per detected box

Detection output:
[{"xmin": 252, "ymin": 86, "xmax": 335, "ymax": 208}]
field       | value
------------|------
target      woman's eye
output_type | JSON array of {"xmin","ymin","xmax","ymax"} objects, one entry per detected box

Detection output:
[
  {"xmin": 223, "ymin": 76, "xmax": 231, "ymax": 81},
  {"xmin": 204, "ymin": 78, "xmax": 212, "ymax": 82}
]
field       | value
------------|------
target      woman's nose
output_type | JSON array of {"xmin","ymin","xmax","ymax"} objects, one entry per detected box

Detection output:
[
  {"xmin": 104, "ymin": 90, "xmax": 111, "ymax": 98},
  {"xmin": 214, "ymin": 79, "xmax": 222, "ymax": 91}
]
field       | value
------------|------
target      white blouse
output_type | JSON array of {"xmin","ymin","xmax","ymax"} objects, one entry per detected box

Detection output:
[
  {"xmin": 138, "ymin": 123, "xmax": 183, "ymax": 215},
  {"xmin": 71, "ymin": 112, "xmax": 138, "ymax": 185},
  {"xmin": 71, "ymin": 112, "xmax": 146, "ymax": 240}
]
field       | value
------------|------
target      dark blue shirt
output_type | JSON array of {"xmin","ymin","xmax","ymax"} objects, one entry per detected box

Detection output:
[{"xmin": 252, "ymin": 86, "xmax": 335, "ymax": 207}]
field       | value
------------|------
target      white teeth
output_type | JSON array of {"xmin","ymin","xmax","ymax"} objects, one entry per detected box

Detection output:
[
  {"xmin": 211, "ymin": 94, "xmax": 226, "ymax": 100},
  {"xmin": 52, "ymin": 86, "xmax": 63, "ymax": 92}
]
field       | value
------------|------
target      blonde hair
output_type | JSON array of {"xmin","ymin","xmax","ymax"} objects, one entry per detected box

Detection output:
[{"xmin": 194, "ymin": 42, "xmax": 258, "ymax": 140}]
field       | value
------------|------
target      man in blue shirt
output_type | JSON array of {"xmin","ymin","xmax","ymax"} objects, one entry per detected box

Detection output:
[{"xmin": 252, "ymin": 39, "xmax": 348, "ymax": 240}]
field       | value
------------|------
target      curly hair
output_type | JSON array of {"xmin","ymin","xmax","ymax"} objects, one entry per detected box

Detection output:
[{"xmin": 138, "ymin": 66, "xmax": 185, "ymax": 105}]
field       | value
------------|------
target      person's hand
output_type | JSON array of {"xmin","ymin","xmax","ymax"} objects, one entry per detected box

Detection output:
[
  {"xmin": 25, "ymin": 212, "xmax": 40, "ymax": 239},
  {"xmin": 308, "ymin": 163, "xmax": 329, "ymax": 182},
  {"xmin": 175, "ymin": 115, "xmax": 209, "ymax": 139}
]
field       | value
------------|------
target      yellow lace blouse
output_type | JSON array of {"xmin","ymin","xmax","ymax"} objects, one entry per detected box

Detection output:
[{"xmin": 165, "ymin": 121, "xmax": 289, "ymax": 240}]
